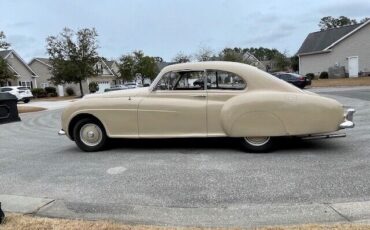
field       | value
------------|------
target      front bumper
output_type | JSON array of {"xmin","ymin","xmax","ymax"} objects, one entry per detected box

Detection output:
[{"xmin": 339, "ymin": 108, "xmax": 355, "ymax": 129}]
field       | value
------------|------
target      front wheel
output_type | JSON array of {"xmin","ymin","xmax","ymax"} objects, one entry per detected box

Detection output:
[
  {"xmin": 73, "ymin": 118, "xmax": 107, "ymax": 152},
  {"xmin": 240, "ymin": 136, "xmax": 274, "ymax": 153}
]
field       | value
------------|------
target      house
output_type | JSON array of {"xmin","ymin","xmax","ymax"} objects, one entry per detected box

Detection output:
[
  {"xmin": 0, "ymin": 49, "xmax": 38, "ymax": 88},
  {"xmin": 90, "ymin": 59, "xmax": 120, "ymax": 92},
  {"xmin": 297, "ymin": 20, "xmax": 370, "ymax": 78},
  {"xmin": 29, "ymin": 57, "xmax": 120, "ymax": 96}
]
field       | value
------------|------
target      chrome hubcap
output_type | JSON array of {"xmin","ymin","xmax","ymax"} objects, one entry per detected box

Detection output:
[
  {"xmin": 244, "ymin": 137, "xmax": 270, "ymax": 146},
  {"xmin": 80, "ymin": 124, "xmax": 103, "ymax": 147}
]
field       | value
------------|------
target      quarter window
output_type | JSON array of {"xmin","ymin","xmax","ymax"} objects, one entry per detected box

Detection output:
[{"xmin": 207, "ymin": 70, "xmax": 246, "ymax": 90}]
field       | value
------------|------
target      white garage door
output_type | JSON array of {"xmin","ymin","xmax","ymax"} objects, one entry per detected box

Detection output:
[{"xmin": 98, "ymin": 81, "xmax": 111, "ymax": 93}]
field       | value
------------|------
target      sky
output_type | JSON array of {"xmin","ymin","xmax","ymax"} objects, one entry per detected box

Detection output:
[{"xmin": 1, "ymin": 0, "xmax": 369, "ymax": 62}]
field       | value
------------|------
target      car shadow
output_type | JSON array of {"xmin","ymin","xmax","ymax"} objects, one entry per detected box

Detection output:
[
  {"xmin": 104, "ymin": 137, "xmax": 343, "ymax": 154},
  {"xmin": 108, "ymin": 137, "xmax": 236, "ymax": 152}
]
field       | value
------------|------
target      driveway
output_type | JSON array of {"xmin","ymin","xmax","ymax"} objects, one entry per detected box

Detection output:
[
  {"xmin": 0, "ymin": 87, "xmax": 369, "ymax": 227},
  {"xmin": 17, "ymin": 99, "xmax": 77, "ymax": 110}
]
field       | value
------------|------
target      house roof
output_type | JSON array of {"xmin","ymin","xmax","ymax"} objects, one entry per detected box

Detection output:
[
  {"xmin": 297, "ymin": 21, "xmax": 369, "ymax": 55},
  {"xmin": 0, "ymin": 50, "xmax": 12, "ymax": 58},
  {"xmin": 0, "ymin": 49, "xmax": 38, "ymax": 77},
  {"xmin": 29, "ymin": 57, "xmax": 52, "ymax": 67},
  {"xmin": 105, "ymin": 60, "xmax": 115, "ymax": 68}
]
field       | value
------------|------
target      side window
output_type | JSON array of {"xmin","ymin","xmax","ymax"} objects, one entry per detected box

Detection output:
[
  {"xmin": 207, "ymin": 70, "xmax": 246, "ymax": 90},
  {"xmin": 154, "ymin": 72, "xmax": 180, "ymax": 90},
  {"xmin": 174, "ymin": 71, "xmax": 205, "ymax": 90},
  {"xmin": 283, "ymin": 74, "xmax": 293, "ymax": 81}
]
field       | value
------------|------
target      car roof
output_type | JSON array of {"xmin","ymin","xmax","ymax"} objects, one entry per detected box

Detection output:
[{"xmin": 157, "ymin": 61, "xmax": 302, "ymax": 93}]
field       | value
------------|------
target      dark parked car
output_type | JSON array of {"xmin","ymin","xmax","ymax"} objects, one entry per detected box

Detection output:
[{"xmin": 272, "ymin": 72, "xmax": 311, "ymax": 89}]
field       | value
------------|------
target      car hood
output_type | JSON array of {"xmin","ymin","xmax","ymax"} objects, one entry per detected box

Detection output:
[{"xmin": 83, "ymin": 87, "xmax": 150, "ymax": 99}]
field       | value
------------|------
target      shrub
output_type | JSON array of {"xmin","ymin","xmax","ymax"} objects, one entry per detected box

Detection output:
[
  {"xmin": 66, "ymin": 87, "xmax": 75, "ymax": 96},
  {"xmin": 31, "ymin": 88, "xmax": 47, "ymax": 98},
  {"xmin": 44, "ymin": 86, "xmax": 57, "ymax": 94},
  {"xmin": 319, "ymin": 71, "xmax": 329, "ymax": 79},
  {"xmin": 89, "ymin": 81, "xmax": 99, "ymax": 93},
  {"xmin": 306, "ymin": 73, "xmax": 315, "ymax": 80}
]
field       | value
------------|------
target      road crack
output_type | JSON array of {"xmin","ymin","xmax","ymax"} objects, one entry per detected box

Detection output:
[{"xmin": 325, "ymin": 203, "xmax": 351, "ymax": 222}]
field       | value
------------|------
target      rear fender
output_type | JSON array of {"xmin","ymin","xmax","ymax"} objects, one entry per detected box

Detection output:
[{"xmin": 220, "ymin": 91, "xmax": 288, "ymax": 137}]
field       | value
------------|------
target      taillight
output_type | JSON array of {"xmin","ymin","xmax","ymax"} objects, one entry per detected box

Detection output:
[{"xmin": 299, "ymin": 76, "xmax": 305, "ymax": 80}]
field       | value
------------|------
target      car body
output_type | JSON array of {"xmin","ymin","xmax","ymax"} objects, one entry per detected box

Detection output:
[
  {"xmin": 0, "ymin": 86, "xmax": 33, "ymax": 103},
  {"xmin": 59, "ymin": 61, "xmax": 355, "ymax": 152},
  {"xmin": 272, "ymin": 72, "xmax": 311, "ymax": 89}
]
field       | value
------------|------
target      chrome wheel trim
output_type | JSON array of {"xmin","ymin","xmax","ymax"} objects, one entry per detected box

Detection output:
[
  {"xmin": 79, "ymin": 123, "xmax": 103, "ymax": 147},
  {"xmin": 244, "ymin": 137, "xmax": 270, "ymax": 147}
]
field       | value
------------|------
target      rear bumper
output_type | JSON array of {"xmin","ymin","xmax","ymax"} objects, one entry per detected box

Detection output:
[{"xmin": 339, "ymin": 108, "xmax": 355, "ymax": 129}]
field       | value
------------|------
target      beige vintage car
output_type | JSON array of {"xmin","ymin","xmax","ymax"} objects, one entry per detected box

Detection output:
[{"xmin": 58, "ymin": 61, "xmax": 355, "ymax": 152}]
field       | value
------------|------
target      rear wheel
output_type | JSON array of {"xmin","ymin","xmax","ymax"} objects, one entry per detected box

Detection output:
[
  {"xmin": 73, "ymin": 118, "xmax": 107, "ymax": 152},
  {"xmin": 240, "ymin": 136, "xmax": 274, "ymax": 153},
  {"xmin": 23, "ymin": 98, "xmax": 30, "ymax": 103}
]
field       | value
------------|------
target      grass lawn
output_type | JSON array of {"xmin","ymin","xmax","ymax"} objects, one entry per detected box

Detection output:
[
  {"xmin": 17, "ymin": 106, "xmax": 46, "ymax": 113},
  {"xmin": 1, "ymin": 214, "xmax": 370, "ymax": 230},
  {"xmin": 311, "ymin": 77, "xmax": 370, "ymax": 87}
]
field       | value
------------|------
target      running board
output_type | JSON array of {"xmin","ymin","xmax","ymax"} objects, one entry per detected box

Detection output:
[{"xmin": 301, "ymin": 133, "xmax": 346, "ymax": 140}]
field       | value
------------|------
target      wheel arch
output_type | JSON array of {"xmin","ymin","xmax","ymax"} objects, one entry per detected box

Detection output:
[{"xmin": 68, "ymin": 113, "xmax": 105, "ymax": 140}]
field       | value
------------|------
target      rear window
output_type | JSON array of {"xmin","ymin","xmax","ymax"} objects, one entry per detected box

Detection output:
[{"xmin": 17, "ymin": 87, "xmax": 29, "ymax": 90}]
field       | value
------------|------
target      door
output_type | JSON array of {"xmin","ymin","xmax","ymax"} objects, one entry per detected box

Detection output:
[
  {"xmin": 348, "ymin": 56, "xmax": 359, "ymax": 78},
  {"xmin": 206, "ymin": 70, "xmax": 247, "ymax": 136},
  {"xmin": 138, "ymin": 71, "xmax": 207, "ymax": 137}
]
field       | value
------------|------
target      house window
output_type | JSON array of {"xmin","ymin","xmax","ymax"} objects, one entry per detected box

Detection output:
[
  {"xmin": 41, "ymin": 83, "xmax": 49, "ymax": 88},
  {"xmin": 19, "ymin": 81, "xmax": 32, "ymax": 88}
]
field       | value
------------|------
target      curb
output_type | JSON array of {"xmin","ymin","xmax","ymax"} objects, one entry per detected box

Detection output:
[{"xmin": 2, "ymin": 194, "xmax": 370, "ymax": 228}]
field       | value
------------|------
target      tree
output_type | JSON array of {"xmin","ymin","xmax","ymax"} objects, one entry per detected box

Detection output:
[
  {"xmin": 0, "ymin": 31, "xmax": 10, "ymax": 49},
  {"xmin": 195, "ymin": 46, "xmax": 215, "ymax": 61},
  {"xmin": 360, "ymin": 17, "xmax": 370, "ymax": 23},
  {"xmin": 319, "ymin": 16, "xmax": 358, "ymax": 30},
  {"xmin": 119, "ymin": 54, "xmax": 135, "ymax": 82},
  {"xmin": 219, "ymin": 48, "xmax": 244, "ymax": 63},
  {"xmin": 290, "ymin": 55, "xmax": 299, "ymax": 72},
  {"xmin": 118, "ymin": 50, "xmax": 159, "ymax": 84},
  {"xmin": 0, "ymin": 57, "xmax": 15, "ymax": 86},
  {"xmin": 172, "ymin": 52, "xmax": 192, "ymax": 63},
  {"xmin": 46, "ymin": 27, "xmax": 99, "ymax": 97},
  {"xmin": 0, "ymin": 31, "xmax": 15, "ymax": 86},
  {"xmin": 274, "ymin": 51, "xmax": 290, "ymax": 71},
  {"xmin": 136, "ymin": 55, "xmax": 158, "ymax": 81}
]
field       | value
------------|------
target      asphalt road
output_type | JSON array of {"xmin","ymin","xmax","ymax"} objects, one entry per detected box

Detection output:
[{"xmin": 0, "ymin": 86, "xmax": 369, "ymax": 227}]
